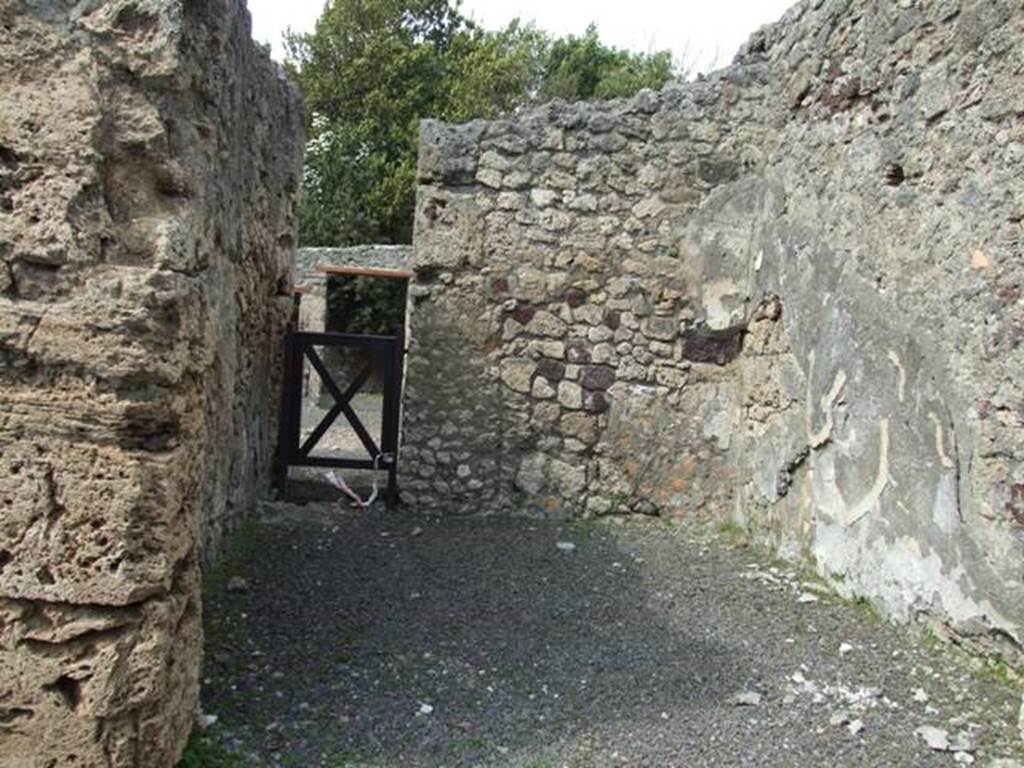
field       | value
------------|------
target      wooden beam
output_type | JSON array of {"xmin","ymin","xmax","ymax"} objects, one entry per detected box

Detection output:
[{"xmin": 316, "ymin": 264, "xmax": 415, "ymax": 280}]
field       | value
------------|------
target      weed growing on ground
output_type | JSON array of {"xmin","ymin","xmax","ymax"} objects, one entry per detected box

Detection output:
[
  {"xmin": 202, "ymin": 518, "xmax": 267, "ymax": 597},
  {"xmin": 322, "ymin": 750, "xmax": 369, "ymax": 768},
  {"xmin": 448, "ymin": 736, "xmax": 489, "ymax": 753},
  {"xmin": 715, "ymin": 520, "xmax": 750, "ymax": 548},
  {"xmin": 176, "ymin": 734, "xmax": 245, "ymax": 768},
  {"xmin": 979, "ymin": 652, "xmax": 1024, "ymax": 690}
]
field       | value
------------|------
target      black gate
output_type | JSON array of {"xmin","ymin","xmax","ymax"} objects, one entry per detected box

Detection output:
[{"xmin": 275, "ymin": 328, "xmax": 405, "ymax": 507}]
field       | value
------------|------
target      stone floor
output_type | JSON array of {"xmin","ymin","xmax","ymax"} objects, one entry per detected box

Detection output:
[{"xmin": 195, "ymin": 501, "xmax": 1024, "ymax": 767}]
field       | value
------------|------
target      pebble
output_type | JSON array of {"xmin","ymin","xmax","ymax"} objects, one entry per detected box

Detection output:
[
  {"xmin": 797, "ymin": 593, "xmax": 820, "ymax": 604},
  {"xmin": 729, "ymin": 691, "xmax": 763, "ymax": 707},
  {"xmin": 196, "ymin": 713, "xmax": 218, "ymax": 730},
  {"xmin": 839, "ymin": 643, "xmax": 854, "ymax": 656},
  {"xmin": 912, "ymin": 688, "xmax": 929, "ymax": 703},
  {"xmin": 847, "ymin": 719, "xmax": 865, "ymax": 736},
  {"xmin": 556, "ymin": 541, "xmax": 576, "ymax": 552},
  {"xmin": 226, "ymin": 576, "xmax": 250, "ymax": 593},
  {"xmin": 916, "ymin": 725, "xmax": 951, "ymax": 751},
  {"xmin": 417, "ymin": 703, "xmax": 434, "ymax": 715}
]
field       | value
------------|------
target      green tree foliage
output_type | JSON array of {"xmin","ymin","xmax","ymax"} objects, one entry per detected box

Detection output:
[
  {"xmin": 539, "ymin": 24, "xmax": 675, "ymax": 102},
  {"xmin": 286, "ymin": 0, "xmax": 679, "ymax": 247},
  {"xmin": 326, "ymin": 275, "xmax": 407, "ymax": 336}
]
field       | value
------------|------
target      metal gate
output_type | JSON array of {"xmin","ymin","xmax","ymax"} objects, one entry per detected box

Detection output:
[{"xmin": 275, "ymin": 328, "xmax": 405, "ymax": 507}]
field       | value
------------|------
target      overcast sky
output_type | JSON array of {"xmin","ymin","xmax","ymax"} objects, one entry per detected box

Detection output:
[{"xmin": 248, "ymin": 0, "xmax": 796, "ymax": 74}]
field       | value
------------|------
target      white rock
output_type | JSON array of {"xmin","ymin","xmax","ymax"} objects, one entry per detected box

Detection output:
[
  {"xmin": 951, "ymin": 728, "xmax": 978, "ymax": 753},
  {"xmin": 829, "ymin": 711, "xmax": 851, "ymax": 727},
  {"xmin": 847, "ymin": 719, "xmax": 864, "ymax": 736},
  {"xmin": 954, "ymin": 753, "xmax": 975, "ymax": 765},
  {"xmin": 196, "ymin": 713, "xmax": 218, "ymax": 731},
  {"xmin": 729, "ymin": 691, "xmax": 763, "ymax": 707},
  {"xmin": 418, "ymin": 703, "xmax": 434, "ymax": 715},
  {"xmin": 839, "ymin": 643, "xmax": 854, "ymax": 655},
  {"xmin": 916, "ymin": 725, "xmax": 951, "ymax": 751},
  {"xmin": 912, "ymin": 688, "xmax": 929, "ymax": 703},
  {"xmin": 797, "ymin": 593, "xmax": 820, "ymax": 604},
  {"xmin": 556, "ymin": 541, "xmax": 576, "ymax": 552}
]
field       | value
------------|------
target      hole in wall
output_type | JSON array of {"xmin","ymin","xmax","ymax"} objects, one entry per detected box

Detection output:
[
  {"xmin": 884, "ymin": 163, "xmax": 905, "ymax": 186},
  {"xmin": 44, "ymin": 676, "xmax": 81, "ymax": 711},
  {"xmin": 414, "ymin": 265, "xmax": 439, "ymax": 284}
]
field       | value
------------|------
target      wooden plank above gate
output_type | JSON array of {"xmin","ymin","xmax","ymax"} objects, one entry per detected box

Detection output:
[{"xmin": 316, "ymin": 265, "xmax": 415, "ymax": 280}]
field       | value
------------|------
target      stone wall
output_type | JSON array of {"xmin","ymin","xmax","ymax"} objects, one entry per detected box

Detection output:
[
  {"xmin": 408, "ymin": 0, "xmax": 1024, "ymax": 656},
  {"xmin": 0, "ymin": 1, "xmax": 303, "ymax": 765}
]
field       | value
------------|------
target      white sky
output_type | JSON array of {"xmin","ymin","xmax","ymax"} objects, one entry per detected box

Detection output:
[{"xmin": 248, "ymin": 0, "xmax": 796, "ymax": 74}]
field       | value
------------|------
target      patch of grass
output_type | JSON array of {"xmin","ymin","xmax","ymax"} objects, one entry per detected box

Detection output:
[
  {"xmin": 799, "ymin": 546, "xmax": 819, "ymax": 573},
  {"xmin": 716, "ymin": 520, "xmax": 750, "ymax": 548},
  {"xmin": 176, "ymin": 733, "xmax": 245, "ymax": 768},
  {"xmin": 918, "ymin": 623, "xmax": 1024, "ymax": 695},
  {"xmin": 717, "ymin": 520, "xmax": 744, "ymax": 537},
  {"xmin": 448, "ymin": 736, "xmax": 489, "ymax": 753},
  {"xmin": 607, "ymin": 492, "xmax": 636, "ymax": 515},
  {"xmin": 323, "ymin": 750, "xmax": 369, "ymax": 768},
  {"xmin": 979, "ymin": 653, "xmax": 1024, "ymax": 689},
  {"xmin": 919, "ymin": 623, "xmax": 946, "ymax": 652},
  {"xmin": 202, "ymin": 518, "xmax": 268, "ymax": 597},
  {"xmin": 848, "ymin": 594, "xmax": 881, "ymax": 622}
]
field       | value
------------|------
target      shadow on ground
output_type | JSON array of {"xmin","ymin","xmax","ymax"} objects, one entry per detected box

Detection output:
[
  {"xmin": 200, "ymin": 504, "xmax": 741, "ymax": 767},
  {"xmin": 195, "ymin": 503, "xmax": 1023, "ymax": 768}
]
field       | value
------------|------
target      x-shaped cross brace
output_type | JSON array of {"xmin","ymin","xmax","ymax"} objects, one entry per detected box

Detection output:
[{"xmin": 300, "ymin": 346, "xmax": 380, "ymax": 460}]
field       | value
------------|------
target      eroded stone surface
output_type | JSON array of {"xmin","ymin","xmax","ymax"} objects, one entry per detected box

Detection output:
[
  {"xmin": 0, "ymin": 1, "xmax": 304, "ymax": 764},
  {"xmin": 407, "ymin": 0, "xmax": 1024, "ymax": 659}
]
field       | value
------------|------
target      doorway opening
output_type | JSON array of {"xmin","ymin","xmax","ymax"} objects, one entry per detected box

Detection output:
[{"xmin": 277, "ymin": 264, "xmax": 412, "ymax": 505}]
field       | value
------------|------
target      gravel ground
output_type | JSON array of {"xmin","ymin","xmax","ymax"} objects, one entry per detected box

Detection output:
[{"xmin": 199, "ymin": 502, "xmax": 1023, "ymax": 768}]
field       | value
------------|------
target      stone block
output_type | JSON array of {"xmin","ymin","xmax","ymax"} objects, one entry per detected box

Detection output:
[
  {"xmin": 558, "ymin": 381, "xmax": 584, "ymax": 410},
  {"xmin": 418, "ymin": 119, "xmax": 480, "ymax": 184}
]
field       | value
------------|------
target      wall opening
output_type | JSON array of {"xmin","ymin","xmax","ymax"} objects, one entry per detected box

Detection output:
[
  {"xmin": 324, "ymin": 271, "xmax": 408, "ymax": 394},
  {"xmin": 284, "ymin": 264, "xmax": 412, "ymax": 502}
]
